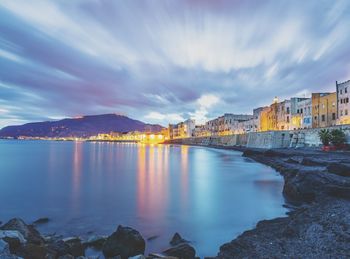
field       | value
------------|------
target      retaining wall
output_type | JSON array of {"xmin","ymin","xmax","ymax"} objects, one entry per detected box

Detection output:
[{"xmin": 167, "ymin": 124, "xmax": 350, "ymax": 149}]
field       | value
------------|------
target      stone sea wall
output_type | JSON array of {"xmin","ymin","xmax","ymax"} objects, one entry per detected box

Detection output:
[{"xmin": 168, "ymin": 124, "xmax": 350, "ymax": 149}]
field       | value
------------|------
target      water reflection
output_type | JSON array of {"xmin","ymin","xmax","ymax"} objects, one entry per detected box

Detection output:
[{"xmin": 0, "ymin": 141, "xmax": 287, "ymax": 257}]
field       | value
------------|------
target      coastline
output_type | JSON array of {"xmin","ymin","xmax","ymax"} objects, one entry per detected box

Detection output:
[
  {"xmin": 1, "ymin": 141, "xmax": 350, "ymax": 258},
  {"xmin": 165, "ymin": 142, "xmax": 350, "ymax": 258}
]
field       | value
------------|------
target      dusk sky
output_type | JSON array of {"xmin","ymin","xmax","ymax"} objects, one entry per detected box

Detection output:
[{"xmin": 1, "ymin": 0, "xmax": 350, "ymax": 128}]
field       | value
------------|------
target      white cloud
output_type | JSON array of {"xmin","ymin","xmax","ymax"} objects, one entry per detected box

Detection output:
[{"xmin": 144, "ymin": 112, "xmax": 184, "ymax": 124}]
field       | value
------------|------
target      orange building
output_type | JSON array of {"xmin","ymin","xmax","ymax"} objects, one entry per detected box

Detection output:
[{"xmin": 312, "ymin": 92, "xmax": 337, "ymax": 128}]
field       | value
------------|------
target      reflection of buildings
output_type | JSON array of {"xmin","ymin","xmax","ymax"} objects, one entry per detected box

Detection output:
[{"xmin": 336, "ymin": 80, "xmax": 350, "ymax": 125}]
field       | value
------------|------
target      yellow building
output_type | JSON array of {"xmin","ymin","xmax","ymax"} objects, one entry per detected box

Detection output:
[
  {"xmin": 312, "ymin": 92, "xmax": 337, "ymax": 128},
  {"xmin": 259, "ymin": 100, "xmax": 278, "ymax": 131}
]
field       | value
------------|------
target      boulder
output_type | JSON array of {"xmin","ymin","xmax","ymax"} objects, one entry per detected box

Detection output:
[
  {"xmin": 163, "ymin": 243, "xmax": 196, "ymax": 259},
  {"xmin": 169, "ymin": 233, "xmax": 188, "ymax": 246},
  {"xmin": 46, "ymin": 239, "xmax": 69, "ymax": 257},
  {"xmin": 1, "ymin": 218, "xmax": 44, "ymax": 245},
  {"xmin": 83, "ymin": 235, "xmax": 107, "ymax": 249},
  {"xmin": 0, "ymin": 239, "xmax": 10, "ymax": 254},
  {"xmin": 63, "ymin": 237, "xmax": 85, "ymax": 257},
  {"xmin": 327, "ymin": 163, "xmax": 350, "ymax": 177},
  {"xmin": 16, "ymin": 243, "xmax": 48, "ymax": 259},
  {"xmin": 102, "ymin": 225, "xmax": 145, "ymax": 259},
  {"xmin": 0, "ymin": 230, "xmax": 26, "ymax": 253},
  {"xmin": 128, "ymin": 255, "xmax": 146, "ymax": 259}
]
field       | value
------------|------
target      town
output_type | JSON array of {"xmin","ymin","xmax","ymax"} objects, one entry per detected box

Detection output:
[{"xmin": 88, "ymin": 79, "xmax": 350, "ymax": 143}]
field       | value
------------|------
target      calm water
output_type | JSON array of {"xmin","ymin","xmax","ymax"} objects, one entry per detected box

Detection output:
[{"xmin": 0, "ymin": 140, "xmax": 286, "ymax": 257}]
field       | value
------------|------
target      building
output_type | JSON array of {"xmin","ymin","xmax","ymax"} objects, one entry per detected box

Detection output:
[
  {"xmin": 169, "ymin": 119, "xmax": 195, "ymax": 139},
  {"xmin": 312, "ymin": 92, "xmax": 337, "ymax": 128},
  {"xmin": 336, "ymin": 80, "xmax": 350, "ymax": 125},
  {"xmin": 276, "ymin": 99, "xmax": 291, "ymax": 130},
  {"xmin": 205, "ymin": 114, "xmax": 254, "ymax": 135},
  {"xmin": 295, "ymin": 98, "xmax": 312, "ymax": 129}
]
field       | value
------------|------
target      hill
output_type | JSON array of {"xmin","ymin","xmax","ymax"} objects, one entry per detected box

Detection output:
[{"xmin": 0, "ymin": 114, "xmax": 164, "ymax": 138}]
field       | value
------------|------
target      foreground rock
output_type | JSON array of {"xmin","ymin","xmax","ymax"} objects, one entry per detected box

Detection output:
[
  {"xmin": 1, "ymin": 218, "xmax": 44, "ymax": 245},
  {"xmin": 216, "ymin": 148, "xmax": 350, "ymax": 258},
  {"xmin": 102, "ymin": 225, "xmax": 145, "ymax": 259},
  {"xmin": 163, "ymin": 243, "xmax": 196, "ymax": 259},
  {"xmin": 169, "ymin": 233, "xmax": 189, "ymax": 246}
]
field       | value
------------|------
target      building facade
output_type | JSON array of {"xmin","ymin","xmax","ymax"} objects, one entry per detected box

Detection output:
[
  {"xmin": 295, "ymin": 98, "xmax": 312, "ymax": 129},
  {"xmin": 336, "ymin": 80, "xmax": 350, "ymax": 125},
  {"xmin": 312, "ymin": 92, "xmax": 337, "ymax": 128}
]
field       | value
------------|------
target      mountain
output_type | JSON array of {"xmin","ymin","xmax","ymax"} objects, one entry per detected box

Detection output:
[{"xmin": 0, "ymin": 114, "xmax": 164, "ymax": 138}]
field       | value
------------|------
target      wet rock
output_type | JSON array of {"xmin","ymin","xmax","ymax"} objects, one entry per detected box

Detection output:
[
  {"xmin": 102, "ymin": 225, "xmax": 145, "ymax": 259},
  {"xmin": 33, "ymin": 217, "xmax": 50, "ymax": 225},
  {"xmin": 163, "ymin": 243, "xmax": 196, "ymax": 259},
  {"xmin": 0, "ymin": 218, "xmax": 44, "ymax": 245},
  {"xmin": 16, "ymin": 243, "xmax": 48, "ymax": 259},
  {"xmin": 0, "ymin": 230, "xmax": 26, "ymax": 253},
  {"xmin": 83, "ymin": 235, "xmax": 107, "ymax": 249},
  {"xmin": 128, "ymin": 255, "xmax": 146, "ymax": 259},
  {"xmin": 58, "ymin": 255, "xmax": 74, "ymax": 259},
  {"xmin": 0, "ymin": 239, "xmax": 10, "ymax": 254},
  {"xmin": 169, "ymin": 233, "xmax": 188, "ymax": 246},
  {"xmin": 62, "ymin": 237, "xmax": 85, "ymax": 257},
  {"xmin": 327, "ymin": 163, "xmax": 350, "ymax": 177},
  {"xmin": 300, "ymin": 158, "xmax": 326, "ymax": 166}
]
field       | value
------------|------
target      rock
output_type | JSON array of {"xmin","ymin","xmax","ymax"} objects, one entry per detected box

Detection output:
[
  {"xmin": 0, "ymin": 230, "xmax": 26, "ymax": 253},
  {"xmin": 102, "ymin": 225, "xmax": 145, "ymax": 259},
  {"xmin": 128, "ymin": 255, "xmax": 146, "ymax": 259},
  {"xmin": 16, "ymin": 243, "xmax": 48, "ymax": 259},
  {"xmin": 327, "ymin": 163, "xmax": 350, "ymax": 177},
  {"xmin": 63, "ymin": 237, "xmax": 85, "ymax": 257},
  {"xmin": 169, "ymin": 233, "xmax": 188, "ymax": 246},
  {"xmin": 83, "ymin": 235, "xmax": 107, "ymax": 249},
  {"xmin": 300, "ymin": 158, "xmax": 325, "ymax": 166},
  {"xmin": 33, "ymin": 218, "xmax": 49, "ymax": 225},
  {"xmin": 58, "ymin": 255, "xmax": 74, "ymax": 259},
  {"xmin": 163, "ymin": 243, "xmax": 196, "ymax": 259},
  {"xmin": 0, "ymin": 218, "xmax": 44, "ymax": 245},
  {"xmin": 0, "ymin": 239, "xmax": 10, "ymax": 254}
]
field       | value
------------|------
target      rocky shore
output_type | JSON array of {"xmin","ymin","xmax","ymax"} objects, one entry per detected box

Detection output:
[
  {"xmin": 0, "ymin": 218, "xmax": 196, "ymax": 259},
  {"xmin": 216, "ymin": 148, "xmax": 350, "ymax": 259}
]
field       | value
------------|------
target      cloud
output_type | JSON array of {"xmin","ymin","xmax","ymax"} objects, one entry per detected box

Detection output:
[
  {"xmin": 0, "ymin": 0, "xmax": 350, "ymax": 128},
  {"xmin": 144, "ymin": 111, "xmax": 184, "ymax": 125}
]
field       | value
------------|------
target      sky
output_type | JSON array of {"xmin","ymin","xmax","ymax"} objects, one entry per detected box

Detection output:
[{"xmin": 0, "ymin": 0, "xmax": 350, "ymax": 128}]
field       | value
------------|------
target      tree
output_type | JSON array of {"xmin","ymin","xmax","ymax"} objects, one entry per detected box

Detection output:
[
  {"xmin": 318, "ymin": 129, "xmax": 331, "ymax": 146},
  {"xmin": 330, "ymin": 129, "xmax": 346, "ymax": 147}
]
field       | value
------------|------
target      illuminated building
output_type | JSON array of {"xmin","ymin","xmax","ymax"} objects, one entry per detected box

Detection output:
[
  {"xmin": 295, "ymin": 98, "xmax": 312, "ymax": 129},
  {"xmin": 312, "ymin": 92, "xmax": 337, "ymax": 128},
  {"xmin": 336, "ymin": 80, "xmax": 350, "ymax": 125}
]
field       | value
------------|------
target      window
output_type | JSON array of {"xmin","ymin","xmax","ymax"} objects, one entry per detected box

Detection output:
[
  {"xmin": 321, "ymin": 115, "xmax": 325, "ymax": 122},
  {"xmin": 287, "ymin": 116, "xmax": 290, "ymax": 123},
  {"xmin": 341, "ymin": 110, "xmax": 343, "ymax": 116},
  {"xmin": 297, "ymin": 109, "xmax": 299, "ymax": 114},
  {"xmin": 346, "ymin": 110, "xmax": 349, "ymax": 116},
  {"xmin": 340, "ymin": 89, "xmax": 343, "ymax": 94},
  {"xmin": 346, "ymin": 87, "xmax": 348, "ymax": 93},
  {"xmin": 332, "ymin": 113, "xmax": 336, "ymax": 120},
  {"xmin": 287, "ymin": 107, "xmax": 290, "ymax": 114}
]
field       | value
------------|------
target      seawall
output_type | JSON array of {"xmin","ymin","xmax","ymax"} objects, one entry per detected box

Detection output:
[{"xmin": 167, "ymin": 124, "xmax": 350, "ymax": 149}]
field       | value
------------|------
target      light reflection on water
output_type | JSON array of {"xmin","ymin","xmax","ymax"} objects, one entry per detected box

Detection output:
[{"xmin": 0, "ymin": 140, "xmax": 287, "ymax": 257}]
